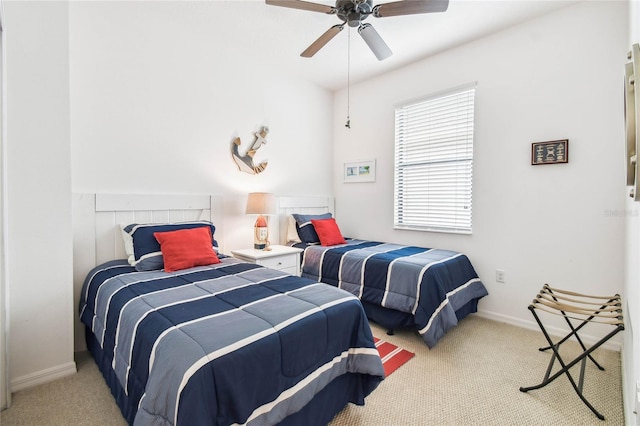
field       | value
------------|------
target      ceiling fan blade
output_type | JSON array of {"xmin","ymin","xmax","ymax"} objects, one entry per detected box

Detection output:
[
  {"xmin": 265, "ymin": 0, "xmax": 336, "ymax": 14},
  {"xmin": 301, "ymin": 25, "xmax": 344, "ymax": 58},
  {"xmin": 358, "ymin": 23, "xmax": 392, "ymax": 61},
  {"xmin": 373, "ymin": 0, "xmax": 449, "ymax": 18}
]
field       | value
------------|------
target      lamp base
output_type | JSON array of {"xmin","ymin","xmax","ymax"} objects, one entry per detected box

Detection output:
[
  {"xmin": 254, "ymin": 215, "xmax": 271, "ymax": 251},
  {"xmin": 254, "ymin": 241, "xmax": 272, "ymax": 251}
]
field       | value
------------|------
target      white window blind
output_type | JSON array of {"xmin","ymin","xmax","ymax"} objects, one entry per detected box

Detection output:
[{"xmin": 394, "ymin": 84, "xmax": 476, "ymax": 234}]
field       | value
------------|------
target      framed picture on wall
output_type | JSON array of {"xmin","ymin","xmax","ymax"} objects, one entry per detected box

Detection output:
[
  {"xmin": 531, "ymin": 139, "xmax": 569, "ymax": 165},
  {"xmin": 344, "ymin": 159, "xmax": 376, "ymax": 183}
]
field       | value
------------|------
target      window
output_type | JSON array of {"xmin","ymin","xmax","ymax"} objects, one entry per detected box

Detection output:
[{"xmin": 394, "ymin": 84, "xmax": 476, "ymax": 234}]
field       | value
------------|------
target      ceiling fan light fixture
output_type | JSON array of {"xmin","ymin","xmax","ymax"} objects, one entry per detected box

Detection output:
[
  {"xmin": 358, "ymin": 23, "xmax": 392, "ymax": 60},
  {"xmin": 347, "ymin": 13, "xmax": 362, "ymax": 27}
]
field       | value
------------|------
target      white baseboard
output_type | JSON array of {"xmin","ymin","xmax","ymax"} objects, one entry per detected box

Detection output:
[
  {"xmin": 7, "ymin": 311, "xmax": 619, "ymax": 393},
  {"xmin": 476, "ymin": 309, "xmax": 622, "ymax": 352},
  {"xmin": 10, "ymin": 361, "xmax": 77, "ymax": 392}
]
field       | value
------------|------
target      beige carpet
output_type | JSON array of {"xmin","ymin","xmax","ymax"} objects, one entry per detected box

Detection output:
[{"xmin": 0, "ymin": 316, "xmax": 624, "ymax": 425}]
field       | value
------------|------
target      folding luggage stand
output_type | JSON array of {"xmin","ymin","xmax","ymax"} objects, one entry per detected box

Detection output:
[{"xmin": 519, "ymin": 284, "xmax": 624, "ymax": 420}]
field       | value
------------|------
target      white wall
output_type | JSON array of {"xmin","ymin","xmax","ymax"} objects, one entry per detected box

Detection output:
[
  {"xmin": 4, "ymin": 1, "xmax": 76, "ymax": 391},
  {"xmin": 69, "ymin": 0, "xmax": 333, "ymax": 254},
  {"xmin": 69, "ymin": 1, "xmax": 334, "ymax": 350},
  {"xmin": 624, "ymin": 1, "xmax": 639, "ymax": 424},
  {"xmin": 333, "ymin": 1, "xmax": 627, "ymax": 339},
  {"xmin": 70, "ymin": 2, "xmax": 332, "ymax": 249}
]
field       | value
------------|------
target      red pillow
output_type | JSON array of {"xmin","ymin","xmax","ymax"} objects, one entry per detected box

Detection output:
[
  {"xmin": 311, "ymin": 218, "xmax": 347, "ymax": 246},
  {"xmin": 154, "ymin": 227, "xmax": 220, "ymax": 272}
]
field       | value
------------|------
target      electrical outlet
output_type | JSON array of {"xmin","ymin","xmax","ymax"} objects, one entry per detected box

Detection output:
[{"xmin": 496, "ymin": 269, "xmax": 505, "ymax": 283}]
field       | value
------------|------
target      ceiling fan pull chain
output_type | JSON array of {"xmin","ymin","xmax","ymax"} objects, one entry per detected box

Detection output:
[{"xmin": 345, "ymin": 27, "xmax": 351, "ymax": 129}]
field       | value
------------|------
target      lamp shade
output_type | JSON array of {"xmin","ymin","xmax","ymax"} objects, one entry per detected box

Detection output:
[{"xmin": 245, "ymin": 192, "xmax": 276, "ymax": 215}]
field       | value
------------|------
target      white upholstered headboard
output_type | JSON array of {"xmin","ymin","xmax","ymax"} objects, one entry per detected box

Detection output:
[
  {"xmin": 72, "ymin": 193, "xmax": 223, "ymax": 350},
  {"xmin": 277, "ymin": 196, "xmax": 335, "ymax": 244}
]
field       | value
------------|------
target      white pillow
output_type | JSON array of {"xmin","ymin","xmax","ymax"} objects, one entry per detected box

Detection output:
[
  {"xmin": 286, "ymin": 215, "xmax": 301, "ymax": 243},
  {"xmin": 120, "ymin": 224, "xmax": 136, "ymax": 265}
]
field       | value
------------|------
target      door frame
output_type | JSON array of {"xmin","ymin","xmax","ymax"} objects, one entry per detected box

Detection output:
[{"xmin": 0, "ymin": 0, "xmax": 9, "ymax": 410}]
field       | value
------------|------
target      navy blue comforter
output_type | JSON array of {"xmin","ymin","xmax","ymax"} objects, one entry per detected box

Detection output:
[
  {"xmin": 301, "ymin": 240, "xmax": 488, "ymax": 347},
  {"xmin": 79, "ymin": 257, "xmax": 383, "ymax": 425}
]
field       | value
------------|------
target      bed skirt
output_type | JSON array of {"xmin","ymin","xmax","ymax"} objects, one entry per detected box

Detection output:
[{"xmin": 361, "ymin": 298, "xmax": 480, "ymax": 333}]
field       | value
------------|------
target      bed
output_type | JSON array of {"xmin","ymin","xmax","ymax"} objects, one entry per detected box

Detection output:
[
  {"xmin": 74, "ymin": 194, "xmax": 384, "ymax": 426},
  {"xmin": 278, "ymin": 197, "xmax": 488, "ymax": 348}
]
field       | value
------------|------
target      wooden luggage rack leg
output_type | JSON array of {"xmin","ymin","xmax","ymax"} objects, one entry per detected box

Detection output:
[{"xmin": 519, "ymin": 284, "xmax": 624, "ymax": 421}]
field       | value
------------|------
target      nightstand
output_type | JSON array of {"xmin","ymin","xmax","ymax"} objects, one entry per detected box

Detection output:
[{"xmin": 230, "ymin": 245, "xmax": 303, "ymax": 276}]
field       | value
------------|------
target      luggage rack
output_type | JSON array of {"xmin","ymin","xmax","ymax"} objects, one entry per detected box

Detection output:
[{"xmin": 519, "ymin": 284, "xmax": 624, "ymax": 420}]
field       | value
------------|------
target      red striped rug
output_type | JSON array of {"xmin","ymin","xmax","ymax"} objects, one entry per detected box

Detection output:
[{"xmin": 374, "ymin": 337, "xmax": 415, "ymax": 377}]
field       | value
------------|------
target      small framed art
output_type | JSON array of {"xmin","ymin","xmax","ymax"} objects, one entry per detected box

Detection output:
[
  {"xmin": 344, "ymin": 159, "xmax": 376, "ymax": 183},
  {"xmin": 531, "ymin": 139, "xmax": 569, "ymax": 165}
]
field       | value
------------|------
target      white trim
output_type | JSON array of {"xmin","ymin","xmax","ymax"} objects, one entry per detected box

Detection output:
[
  {"xmin": 10, "ymin": 361, "xmax": 76, "ymax": 392},
  {"xmin": 475, "ymin": 309, "xmax": 622, "ymax": 352},
  {"xmin": 0, "ymin": 1, "xmax": 8, "ymax": 408}
]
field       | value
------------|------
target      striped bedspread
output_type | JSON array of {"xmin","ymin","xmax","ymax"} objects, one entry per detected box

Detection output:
[
  {"xmin": 301, "ymin": 240, "xmax": 488, "ymax": 347},
  {"xmin": 79, "ymin": 257, "xmax": 384, "ymax": 426}
]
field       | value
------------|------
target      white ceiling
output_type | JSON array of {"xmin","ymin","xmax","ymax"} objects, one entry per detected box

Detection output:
[{"xmin": 225, "ymin": 0, "xmax": 578, "ymax": 91}]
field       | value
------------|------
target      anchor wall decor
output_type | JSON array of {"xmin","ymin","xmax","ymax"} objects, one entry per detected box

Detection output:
[{"xmin": 231, "ymin": 126, "xmax": 269, "ymax": 175}]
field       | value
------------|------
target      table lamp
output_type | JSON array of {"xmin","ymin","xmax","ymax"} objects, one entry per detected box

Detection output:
[{"xmin": 245, "ymin": 192, "xmax": 276, "ymax": 250}]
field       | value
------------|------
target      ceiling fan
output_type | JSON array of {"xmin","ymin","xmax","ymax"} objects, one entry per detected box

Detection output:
[{"xmin": 265, "ymin": 0, "xmax": 449, "ymax": 61}]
